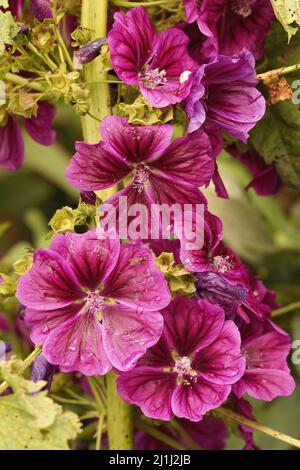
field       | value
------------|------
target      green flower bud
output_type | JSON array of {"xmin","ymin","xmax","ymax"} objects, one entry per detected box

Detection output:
[
  {"xmin": 155, "ymin": 252, "xmax": 196, "ymax": 298},
  {"xmin": 49, "ymin": 206, "xmax": 76, "ymax": 234},
  {"xmin": 13, "ymin": 253, "xmax": 33, "ymax": 276}
]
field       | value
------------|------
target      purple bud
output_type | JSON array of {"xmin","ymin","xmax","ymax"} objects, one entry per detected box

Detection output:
[
  {"xmin": 31, "ymin": 354, "xmax": 57, "ymax": 391},
  {"xmin": 30, "ymin": 0, "xmax": 52, "ymax": 22},
  {"xmin": 196, "ymin": 271, "xmax": 248, "ymax": 319},
  {"xmin": 74, "ymin": 38, "xmax": 107, "ymax": 68},
  {"xmin": 80, "ymin": 190, "xmax": 96, "ymax": 205}
]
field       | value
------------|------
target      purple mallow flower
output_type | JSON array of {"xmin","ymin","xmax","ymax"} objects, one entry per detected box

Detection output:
[
  {"xmin": 0, "ymin": 102, "xmax": 56, "ymax": 171},
  {"xmin": 16, "ymin": 230, "xmax": 171, "ymax": 375},
  {"xmin": 179, "ymin": 210, "xmax": 248, "ymax": 286},
  {"xmin": 108, "ymin": 7, "xmax": 195, "ymax": 108},
  {"xmin": 117, "ymin": 296, "xmax": 245, "ymax": 422},
  {"xmin": 185, "ymin": 50, "xmax": 266, "ymax": 142},
  {"xmin": 233, "ymin": 314, "xmax": 295, "ymax": 401},
  {"xmin": 184, "ymin": 0, "xmax": 274, "ymax": 60},
  {"xmin": 66, "ymin": 116, "xmax": 215, "ymax": 209}
]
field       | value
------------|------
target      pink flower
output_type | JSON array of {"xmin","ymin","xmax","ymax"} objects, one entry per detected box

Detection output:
[
  {"xmin": 108, "ymin": 7, "xmax": 195, "ymax": 107},
  {"xmin": 0, "ymin": 102, "xmax": 56, "ymax": 171},
  {"xmin": 233, "ymin": 314, "xmax": 295, "ymax": 401},
  {"xmin": 179, "ymin": 210, "xmax": 248, "ymax": 286},
  {"xmin": 117, "ymin": 296, "xmax": 245, "ymax": 421},
  {"xmin": 16, "ymin": 230, "xmax": 171, "ymax": 375},
  {"xmin": 66, "ymin": 116, "xmax": 215, "ymax": 210}
]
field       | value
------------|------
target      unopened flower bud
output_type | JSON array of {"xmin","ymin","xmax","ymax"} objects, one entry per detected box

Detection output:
[{"xmin": 73, "ymin": 37, "xmax": 106, "ymax": 69}]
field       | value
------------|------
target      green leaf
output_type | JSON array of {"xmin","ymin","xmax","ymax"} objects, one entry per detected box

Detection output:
[
  {"xmin": 270, "ymin": 0, "xmax": 300, "ymax": 41},
  {"xmin": 0, "ymin": 11, "xmax": 18, "ymax": 55},
  {"xmin": 0, "ymin": 361, "xmax": 81, "ymax": 450},
  {"xmin": 251, "ymin": 101, "xmax": 300, "ymax": 188}
]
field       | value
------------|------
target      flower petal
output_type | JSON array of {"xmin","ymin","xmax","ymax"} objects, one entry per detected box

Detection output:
[
  {"xmin": 148, "ymin": 171, "xmax": 207, "ymax": 206},
  {"xmin": 100, "ymin": 116, "xmax": 172, "ymax": 163},
  {"xmin": 151, "ymin": 129, "xmax": 214, "ymax": 187},
  {"xmin": 102, "ymin": 304, "xmax": 163, "ymax": 371},
  {"xmin": 108, "ymin": 6, "xmax": 157, "ymax": 85},
  {"xmin": 25, "ymin": 303, "xmax": 82, "ymax": 345},
  {"xmin": 193, "ymin": 320, "xmax": 245, "ymax": 384},
  {"xmin": 23, "ymin": 102, "xmax": 56, "ymax": 146},
  {"xmin": 43, "ymin": 312, "xmax": 112, "ymax": 376},
  {"xmin": 16, "ymin": 249, "xmax": 83, "ymax": 311},
  {"xmin": 66, "ymin": 140, "xmax": 131, "ymax": 191},
  {"xmin": 0, "ymin": 117, "xmax": 24, "ymax": 171},
  {"xmin": 162, "ymin": 297, "xmax": 225, "ymax": 357},
  {"xmin": 103, "ymin": 243, "xmax": 171, "ymax": 311},
  {"xmin": 50, "ymin": 230, "xmax": 120, "ymax": 290},
  {"xmin": 233, "ymin": 369, "xmax": 295, "ymax": 401},
  {"xmin": 117, "ymin": 367, "xmax": 176, "ymax": 421},
  {"xmin": 171, "ymin": 380, "xmax": 231, "ymax": 421}
]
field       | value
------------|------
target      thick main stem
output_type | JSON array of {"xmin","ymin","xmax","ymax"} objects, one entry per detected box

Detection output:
[
  {"xmin": 106, "ymin": 372, "xmax": 134, "ymax": 450},
  {"xmin": 80, "ymin": 0, "xmax": 134, "ymax": 450}
]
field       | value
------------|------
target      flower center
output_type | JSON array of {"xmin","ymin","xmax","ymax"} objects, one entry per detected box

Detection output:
[
  {"xmin": 213, "ymin": 255, "xmax": 235, "ymax": 274},
  {"xmin": 85, "ymin": 290, "xmax": 104, "ymax": 315},
  {"xmin": 173, "ymin": 356, "xmax": 197, "ymax": 385},
  {"xmin": 231, "ymin": 0, "xmax": 254, "ymax": 18},
  {"xmin": 132, "ymin": 165, "xmax": 149, "ymax": 193},
  {"xmin": 138, "ymin": 68, "xmax": 167, "ymax": 89}
]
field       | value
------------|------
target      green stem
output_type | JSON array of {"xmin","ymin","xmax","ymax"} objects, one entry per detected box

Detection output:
[
  {"xmin": 106, "ymin": 372, "xmax": 134, "ymax": 450},
  {"xmin": 216, "ymin": 407, "xmax": 300, "ymax": 449},
  {"xmin": 272, "ymin": 300, "xmax": 300, "ymax": 318},
  {"xmin": 4, "ymin": 72, "xmax": 45, "ymax": 92},
  {"xmin": 0, "ymin": 345, "xmax": 42, "ymax": 395},
  {"xmin": 81, "ymin": 0, "xmax": 115, "ymax": 203},
  {"xmin": 257, "ymin": 63, "xmax": 300, "ymax": 81},
  {"xmin": 136, "ymin": 420, "xmax": 188, "ymax": 451}
]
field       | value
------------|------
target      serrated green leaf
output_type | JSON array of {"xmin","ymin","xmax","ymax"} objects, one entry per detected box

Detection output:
[
  {"xmin": 251, "ymin": 101, "xmax": 300, "ymax": 188},
  {"xmin": 271, "ymin": 0, "xmax": 300, "ymax": 41},
  {"xmin": 0, "ymin": 361, "xmax": 81, "ymax": 450}
]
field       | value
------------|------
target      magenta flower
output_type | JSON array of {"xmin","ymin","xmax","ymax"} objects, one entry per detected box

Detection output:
[
  {"xmin": 185, "ymin": 50, "xmax": 266, "ymax": 142},
  {"xmin": 66, "ymin": 116, "xmax": 215, "ymax": 209},
  {"xmin": 108, "ymin": 7, "xmax": 195, "ymax": 108},
  {"xmin": 0, "ymin": 102, "xmax": 56, "ymax": 171},
  {"xmin": 228, "ymin": 145, "xmax": 282, "ymax": 196},
  {"xmin": 8, "ymin": 0, "xmax": 24, "ymax": 17},
  {"xmin": 233, "ymin": 316, "xmax": 295, "ymax": 401},
  {"xmin": 179, "ymin": 210, "xmax": 248, "ymax": 286},
  {"xmin": 16, "ymin": 230, "xmax": 171, "ymax": 375},
  {"xmin": 184, "ymin": 0, "xmax": 274, "ymax": 60},
  {"xmin": 117, "ymin": 296, "xmax": 245, "ymax": 421}
]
